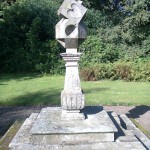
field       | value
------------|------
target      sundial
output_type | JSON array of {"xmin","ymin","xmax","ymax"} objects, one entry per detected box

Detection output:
[{"xmin": 9, "ymin": 1, "xmax": 149, "ymax": 149}]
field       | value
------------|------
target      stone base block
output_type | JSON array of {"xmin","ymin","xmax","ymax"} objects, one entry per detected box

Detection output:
[
  {"xmin": 10, "ymin": 142, "xmax": 146, "ymax": 150},
  {"xmin": 61, "ymin": 110, "xmax": 85, "ymax": 120},
  {"xmin": 9, "ymin": 107, "xmax": 150, "ymax": 150},
  {"xmin": 30, "ymin": 107, "xmax": 117, "ymax": 143}
]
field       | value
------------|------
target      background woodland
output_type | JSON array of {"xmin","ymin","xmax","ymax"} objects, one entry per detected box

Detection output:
[{"xmin": 0, "ymin": 0, "xmax": 150, "ymax": 81}]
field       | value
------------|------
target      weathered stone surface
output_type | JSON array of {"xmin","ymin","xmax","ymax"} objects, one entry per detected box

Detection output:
[
  {"xmin": 110, "ymin": 112, "xmax": 150, "ymax": 149},
  {"xmin": 61, "ymin": 110, "xmax": 85, "ymax": 120},
  {"xmin": 56, "ymin": 0, "xmax": 87, "ymax": 112},
  {"xmin": 61, "ymin": 92, "xmax": 84, "ymax": 110},
  {"xmin": 110, "ymin": 112, "xmax": 138, "ymax": 142},
  {"xmin": 120, "ymin": 114, "xmax": 150, "ymax": 149},
  {"xmin": 9, "ymin": 113, "xmax": 38, "ymax": 148},
  {"xmin": 56, "ymin": 0, "xmax": 87, "ymax": 49},
  {"xmin": 57, "ymin": 0, "xmax": 87, "ymax": 23},
  {"xmin": 31, "ymin": 107, "xmax": 117, "ymax": 136},
  {"xmin": 60, "ymin": 53, "xmax": 84, "ymax": 110},
  {"xmin": 10, "ymin": 142, "xmax": 146, "ymax": 150},
  {"xmin": 56, "ymin": 21, "xmax": 87, "ymax": 48},
  {"xmin": 9, "ymin": 107, "xmax": 147, "ymax": 150}
]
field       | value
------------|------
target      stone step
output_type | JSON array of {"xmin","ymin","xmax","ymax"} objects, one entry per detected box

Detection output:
[
  {"xmin": 10, "ymin": 142, "xmax": 145, "ymax": 150},
  {"xmin": 9, "ymin": 107, "xmax": 148, "ymax": 150}
]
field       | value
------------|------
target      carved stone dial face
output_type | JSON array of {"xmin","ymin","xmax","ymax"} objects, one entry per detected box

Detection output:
[
  {"xmin": 56, "ymin": 0, "xmax": 87, "ymax": 48},
  {"xmin": 67, "ymin": 3, "xmax": 82, "ymax": 18},
  {"xmin": 57, "ymin": 0, "xmax": 87, "ymax": 23}
]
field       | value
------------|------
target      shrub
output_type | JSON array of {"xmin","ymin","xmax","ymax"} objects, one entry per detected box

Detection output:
[
  {"xmin": 80, "ymin": 61, "xmax": 150, "ymax": 82},
  {"xmin": 79, "ymin": 36, "xmax": 119, "ymax": 67},
  {"xmin": 80, "ymin": 67, "xmax": 99, "ymax": 81},
  {"xmin": 113, "ymin": 61, "xmax": 133, "ymax": 81},
  {"xmin": 0, "ymin": 0, "xmax": 63, "ymax": 73}
]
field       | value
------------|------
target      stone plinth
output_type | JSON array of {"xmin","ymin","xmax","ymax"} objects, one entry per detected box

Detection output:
[
  {"xmin": 61, "ymin": 52, "xmax": 84, "ymax": 111},
  {"xmin": 9, "ymin": 106, "xmax": 149, "ymax": 150},
  {"xmin": 31, "ymin": 107, "xmax": 117, "ymax": 144}
]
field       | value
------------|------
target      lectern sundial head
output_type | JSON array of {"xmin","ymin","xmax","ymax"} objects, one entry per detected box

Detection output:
[
  {"xmin": 56, "ymin": 0, "xmax": 87, "ymax": 49},
  {"xmin": 56, "ymin": 0, "xmax": 87, "ymax": 112}
]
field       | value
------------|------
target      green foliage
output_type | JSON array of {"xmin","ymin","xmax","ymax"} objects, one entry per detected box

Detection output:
[
  {"xmin": 82, "ymin": 0, "xmax": 150, "ymax": 64},
  {"xmin": 84, "ymin": 9, "xmax": 114, "ymax": 35},
  {"xmin": 0, "ymin": 0, "xmax": 64, "ymax": 73},
  {"xmin": 83, "ymin": 0, "xmax": 100, "ymax": 10},
  {"xmin": 98, "ymin": 0, "xmax": 150, "ymax": 60},
  {"xmin": 80, "ymin": 67, "xmax": 99, "ymax": 81},
  {"xmin": 79, "ymin": 36, "xmax": 119, "ymax": 66},
  {"xmin": 0, "ymin": 0, "xmax": 150, "ymax": 82},
  {"xmin": 80, "ymin": 61, "xmax": 150, "ymax": 82}
]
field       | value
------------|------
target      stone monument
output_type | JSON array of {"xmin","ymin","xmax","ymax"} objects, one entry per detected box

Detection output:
[
  {"xmin": 56, "ymin": 0, "xmax": 87, "ymax": 120},
  {"xmin": 9, "ymin": 0, "xmax": 150, "ymax": 149}
]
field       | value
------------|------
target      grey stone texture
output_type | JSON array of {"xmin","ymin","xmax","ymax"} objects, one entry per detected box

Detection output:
[
  {"xmin": 60, "ymin": 52, "xmax": 84, "ymax": 111},
  {"xmin": 56, "ymin": 0, "xmax": 87, "ymax": 112},
  {"xmin": 9, "ymin": 142, "xmax": 146, "ymax": 150},
  {"xmin": 56, "ymin": 0, "xmax": 87, "ymax": 49},
  {"xmin": 9, "ymin": 107, "xmax": 150, "ymax": 150},
  {"xmin": 31, "ymin": 107, "xmax": 117, "ymax": 135}
]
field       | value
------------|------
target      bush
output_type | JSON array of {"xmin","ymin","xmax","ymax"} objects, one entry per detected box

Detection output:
[
  {"xmin": 0, "ymin": 0, "xmax": 63, "ymax": 73},
  {"xmin": 80, "ymin": 67, "xmax": 99, "ymax": 81},
  {"xmin": 84, "ymin": 9, "xmax": 113, "ymax": 35},
  {"xmin": 113, "ymin": 61, "xmax": 133, "ymax": 81},
  {"xmin": 79, "ymin": 36, "xmax": 119, "ymax": 67},
  {"xmin": 80, "ymin": 61, "xmax": 150, "ymax": 82}
]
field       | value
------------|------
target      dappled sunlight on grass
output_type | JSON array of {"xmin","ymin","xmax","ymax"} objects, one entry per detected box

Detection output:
[
  {"xmin": 0, "ymin": 90, "xmax": 61, "ymax": 106},
  {"xmin": 0, "ymin": 74, "xmax": 150, "ymax": 106},
  {"xmin": 0, "ymin": 74, "xmax": 63, "ymax": 106},
  {"xmin": 82, "ymin": 80, "xmax": 150, "ymax": 106}
]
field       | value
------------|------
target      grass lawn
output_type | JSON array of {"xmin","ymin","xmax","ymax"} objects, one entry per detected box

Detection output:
[{"xmin": 0, "ymin": 74, "xmax": 150, "ymax": 106}]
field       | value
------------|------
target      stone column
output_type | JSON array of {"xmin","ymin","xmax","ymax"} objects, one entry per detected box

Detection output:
[
  {"xmin": 61, "ymin": 51, "xmax": 84, "ymax": 109},
  {"xmin": 55, "ymin": 0, "xmax": 87, "ymax": 119},
  {"xmin": 60, "ymin": 51, "xmax": 85, "ymax": 120}
]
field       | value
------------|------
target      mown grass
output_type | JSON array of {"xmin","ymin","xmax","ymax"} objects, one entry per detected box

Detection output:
[{"xmin": 0, "ymin": 74, "xmax": 150, "ymax": 106}]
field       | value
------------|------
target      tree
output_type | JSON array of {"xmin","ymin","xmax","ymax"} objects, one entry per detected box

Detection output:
[{"xmin": 0, "ymin": 0, "xmax": 63, "ymax": 73}]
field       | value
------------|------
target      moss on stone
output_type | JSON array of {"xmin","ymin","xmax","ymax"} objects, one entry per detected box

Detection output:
[
  {"xmin": 0, "ymin": 120, "xmax": 24, "ymax": 150},
  {"xmin": 130, "ymin": 118, "xmax": 150, "ymax": 140}
]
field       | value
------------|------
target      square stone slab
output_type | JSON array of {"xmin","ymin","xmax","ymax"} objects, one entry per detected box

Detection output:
[
  {"xmin": 31, "ymin": 107, "xmax": 117, "ymax": 134},
  {"xmin": 29, "ymin": 107, "xmax": 118, "ymax": 144}
]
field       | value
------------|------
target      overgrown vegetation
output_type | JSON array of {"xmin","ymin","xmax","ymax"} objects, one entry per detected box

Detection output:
[
  {"xmin": 80, "ymin": 60, "xmax": 150, "ymax": 81},
  {"xmin": 0, "ymin": 0, "xmax": 150, "ymax": 81},
  {"xmin": 0, "ymin": 0, "xmax": 64, "ymax": 73}
]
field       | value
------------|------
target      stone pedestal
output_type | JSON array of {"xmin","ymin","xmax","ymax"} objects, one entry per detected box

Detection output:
[
  {"xmin": 9, "ymin": 107, "xmax": 149, "ymax": 150},
  {"xmin": 60, "ymin": 50, "xmax": 85, "ymax": 121},
  {"xmin": 30, "ymin": 107, "xmax": 117, "ymax": 143},
  {"xmin": 60, "ymin": 51, "xmax": 84, "ymax": 111}
]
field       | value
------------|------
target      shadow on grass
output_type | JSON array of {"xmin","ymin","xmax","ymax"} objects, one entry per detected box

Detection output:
[
  {"xmin": 0, "ymin": 83, "xmax": 8, "ymax": 85},
  {"xmin": 0, "ymin": 73, "xmax": 42, "ymax": 82},
  {"xmin": 0, "ymin": 88, "xmax": 61, "ymax": 106},
  {"xmin": 83, "ymin": 87, "xmax": 109, "ymax": 94},
  {"xmin": 127, "ymin": 105, "xmax": 150, "ymax": 119},
  {"xmin": 0, "ymin": 88, "xmax": 61, "ymax": 137}
]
